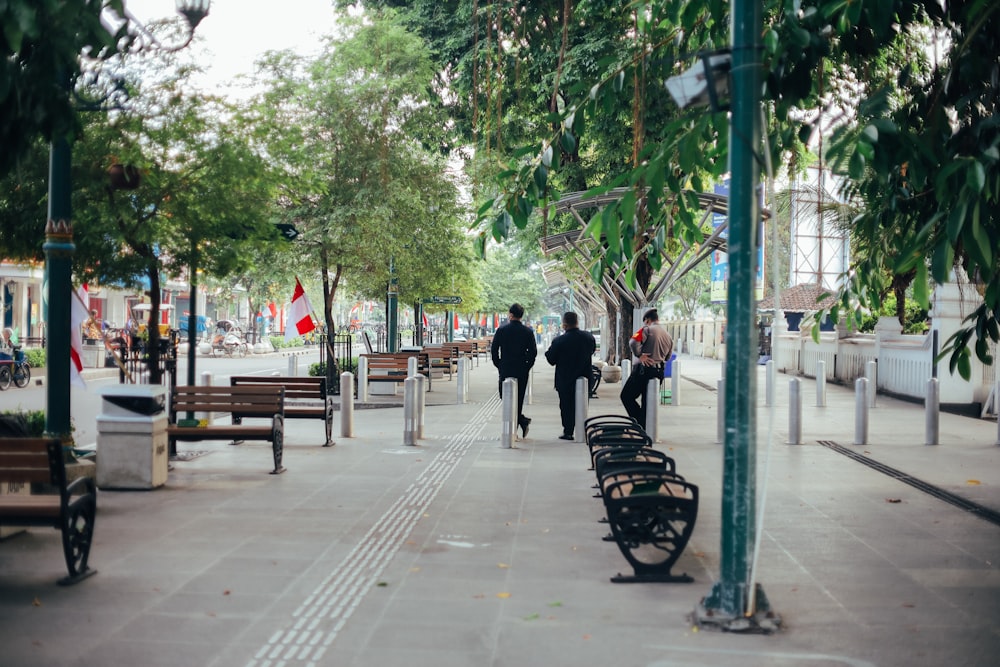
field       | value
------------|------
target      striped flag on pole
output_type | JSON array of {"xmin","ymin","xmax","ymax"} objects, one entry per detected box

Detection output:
[
  {"xmin": 70, "ymin": 284, "xmax": 88, "ymax": 387},
  {"xmin": 285, "ymin": 277, "xmax": 317, "ymax": 342}
]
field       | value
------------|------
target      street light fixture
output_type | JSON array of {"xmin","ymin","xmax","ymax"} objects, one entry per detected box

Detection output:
[{"xmin": 44, "ymin": 1, "xmax": 210, "ymax": 445}]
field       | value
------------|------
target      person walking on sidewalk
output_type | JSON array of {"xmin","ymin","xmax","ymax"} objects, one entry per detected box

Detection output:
[
  {"xmin": 620, "ymin": 308, "xmax": 673, "ymax": 427},
  {"xmin": 544, "ymin": 312, "xmax": 596, "ymax": 440},
  {"xmin": 491, "ymin": 303, "xmax": 537, "ymax": 438}
]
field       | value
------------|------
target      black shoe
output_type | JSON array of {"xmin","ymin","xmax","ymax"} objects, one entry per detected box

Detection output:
[
  {"xmin": 521, "ymin": 421, "xmax": 530, "ymax": 438},
  {"xmin": 558, "ymin": 434, "xmax": 574, "ymax": 441}
]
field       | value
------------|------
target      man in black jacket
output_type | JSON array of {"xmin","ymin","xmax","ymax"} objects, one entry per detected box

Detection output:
[
  {"xmin": 544, "ymin": 312, "xmax": 596, "ymax": 440},
  {"xmin": 491, "ymin": 303, "xmax": 537, "ymax": 438}
]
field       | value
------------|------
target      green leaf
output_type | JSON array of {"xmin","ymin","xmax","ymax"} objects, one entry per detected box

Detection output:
[
  {"xmin": 764, "ymin": 28, "xmax": 779, "ymax": 54},
  {"xmin": 913, "ymin": 260, "xmax": 929, "ymax": 309},
  {"xmin": 861, "ymin": 124, "xmax": 878, "ymax": 142},
  {"xmin": 476, "ymin": 199, "xmax": 495, "ymax": 216},
  {"xmin": 957, "ymin": 349, "xmax": 971, "ymax": 381},
  {"xmin": 968, "ymin": 160, "xmax": 986, "ymax": 193},
  {"xmin": 848, "ymin": 151, "xmax": 866, "ymax": 179},
  {"xmin": 560, "ymin": 131, "xmax": 576, "ymax": 154},
  {"xmin": 533, "ymin": 165, "xmax": 548, "ymax": 193}
]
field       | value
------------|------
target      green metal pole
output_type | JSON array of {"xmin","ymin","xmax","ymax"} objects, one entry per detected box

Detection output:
[
  {"xmin": 387, "ymin": 256, "xmax": 398, "ymax": 353},
  {"xmin": 43, "ymin": 135, "xmax": 75, "ymax": 444},
  {"xmin": 697, "ymin": 0, "xmax": 776, "ymax": 629},
  {"xmin": 187, "ymin": 246, "xmax": 198, "ymax": 387}
]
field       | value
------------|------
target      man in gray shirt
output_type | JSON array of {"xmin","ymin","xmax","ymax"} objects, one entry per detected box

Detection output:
[{"xmin": 619, "ymin": 308, "xmax": 673, "ymax": 427}]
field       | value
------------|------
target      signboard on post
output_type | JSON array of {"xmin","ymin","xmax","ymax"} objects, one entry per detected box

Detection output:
[
  {"xmin": 275, "ymin": 224, "xmax": 299, "ymax": 241},
  {"xmin": 422, "ymin": 296, "xmax": 462, "ymax": 305}
]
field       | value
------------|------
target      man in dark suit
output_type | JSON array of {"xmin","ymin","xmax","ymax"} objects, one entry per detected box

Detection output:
[
  {"xmin": 491, "ymin": 303, "xmax": 537, "ymax": 438},
  {"xmin": 544, "ymin": 312, "xmax": 596, "ymax": 440}
]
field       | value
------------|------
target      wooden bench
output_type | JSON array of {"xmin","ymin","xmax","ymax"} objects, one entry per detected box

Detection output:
[
  {"xmin": 452, "ymin": 340, "xmax": 478, "ymax": 366},
  {"xmin": 167, "ymin": 385, "xmax": 286, "ymax": 474},
  {"xmin": 0, "ymin": 438, "xmax": 97, "ymax": 585},
  {"xmin": 230, "ymin": 375, "xmax": 334, "ymax": 447},
  {"xmin": 423, "ymin": 343, "xmax": 458, "ymax": 379},
  {"xmin": 363, "ymin": 352, "xmax": 431, "ymax": 391}
]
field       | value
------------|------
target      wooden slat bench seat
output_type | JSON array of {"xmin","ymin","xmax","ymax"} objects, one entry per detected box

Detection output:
[
  {"xmin": 0, "ymin": 437, "xmax": 97, "ymax": 585},
  {"xmin": 422, "ymin": 344, "xmax": 458, "ymax": 379},
  {"xmin": 167, "ymin": 385, "xmax": 286, "ymax": 474},
  {"xmin": 363, "ymin": 352, "xmax": 431, "ymax": 391},
  {"xmin": 230, "ymin": 375, "xmax": 334, "ymax": 447}
]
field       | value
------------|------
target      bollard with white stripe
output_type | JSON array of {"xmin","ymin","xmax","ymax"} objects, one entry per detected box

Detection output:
[
  {"xmin": 645, "ymin": 378, "xmax": 659, "ymax": 441},
  {"xmin": 198, "ymin": 371, "xmax": 213, "ymax": 424},
  {"xmin": 501, "ymin": 377, "xmax": 516, "ymax": 449},
  {"xmin": 670, "ymin": 359, "xmax": 681, "ymax": 406},
  {"xmin": 415, "ymin": 374, "xmax": 426, "ymax": 439},
  {"xmin": 816, "ymin": 360, "xmax": 827, "ymax": 407},
  {"xmin": 357, "ymin": 356, "xmax": 369, "ymax": 403},
  {"xmin": 925, "ymin": 377, "xmax": 939, "ymax": 446},
  {"xmin": 854, "ymin": 377, "xmax": 869, "ymax": 446},
  {"xmin": 788, "ymin": 377, "xmax": 801, "ymax": 445},
  {"xmin": 865, "ymin": 360, "xmax": 877, "ymax": 408},
  {"xmin": 765, "ymin": 359, "xmax": 775, "ymax": 407},
  {"xmin": 287, "ymin": 354, "xmax": 298, "ymax": 377},
  {"xmin": 622, "ymin": 359, "xmax": 632, "ymax": 384},
  {"xmin": 340, "ymin": 372, "xmax": 354, "ymax": 437},
  {"xmin": 403, "ymin": 376, "xmax": 418, "ymax": 446},
  {"xmin": 717, "ymin": 378, "xmax": 725, "ymax": 444},
  {"xmin": 574, "ymin": 376, "xmax": 588, "ymax": 442},
  {"xmin": 407, "ymin": 355, "xmax": 418, "ymax": 378}
]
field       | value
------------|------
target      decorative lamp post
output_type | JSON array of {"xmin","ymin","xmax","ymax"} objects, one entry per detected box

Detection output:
[{"xmin": 43, "ymin": 1, "xmax": 210, "ymax": 444}]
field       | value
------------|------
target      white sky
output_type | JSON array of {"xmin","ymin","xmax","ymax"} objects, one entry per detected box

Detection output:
[{"xmin": 123, "ymin": 0, "xmax": 346, "ymax": 98}]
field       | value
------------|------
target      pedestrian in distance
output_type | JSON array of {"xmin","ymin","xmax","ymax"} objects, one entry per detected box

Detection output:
[
  {"xmin": 620, "ymin": 308, "xmax": 673, "ymax": 427},
  {"xmin": 491, "ymin": 303, "xmax": 537, "ymax": 438},
  {"xmin": 544, "ymin": 311, "xmax": 596, "ymax": 440}
]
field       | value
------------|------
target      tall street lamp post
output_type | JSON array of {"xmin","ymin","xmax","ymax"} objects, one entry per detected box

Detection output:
[{"xmin": 43, "ymin": 1, "xmax": 211, "ymax": 444}]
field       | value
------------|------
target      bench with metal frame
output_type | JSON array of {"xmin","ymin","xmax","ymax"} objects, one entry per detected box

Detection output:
[
  {"xmin": 167, "ymin": 385, "xmax": 286, "ymax": 474},
  {"xmin": 363, "ymin": 352, "xmax": 431, "ymax": 391},
  {"xmin": 0, "ymin": 437, "xmax": 97, "ymax": 585},
  {"xmin": 230, "ymin": 375, "xmax": 334, "ymax": 447}
]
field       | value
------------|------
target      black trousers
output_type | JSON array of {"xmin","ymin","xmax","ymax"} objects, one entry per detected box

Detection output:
[
  {"xmin": 556, "ymin": 384, "xmax": 577, "ymax": 436},
  {"xmin": 620, "ymin": 364, "xmax": 662, "ymax": 426},
  {"xmin": 498, "ymin": 374, "xmax": 530, "ymax": 428}
]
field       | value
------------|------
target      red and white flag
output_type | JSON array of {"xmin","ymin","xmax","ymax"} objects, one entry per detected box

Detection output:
[
  {"xmin": 285, "ymin": 277, "xmax": 317, "ymax": 342},
  {"xmin": 70, "ymin": 284, "xmax": 88, "ymax": 387}
]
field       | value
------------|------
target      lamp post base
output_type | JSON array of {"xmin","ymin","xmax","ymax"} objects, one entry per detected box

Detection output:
[{"xmin": 693, "ymin": 583, "xmax": 782, "ymax": 633}]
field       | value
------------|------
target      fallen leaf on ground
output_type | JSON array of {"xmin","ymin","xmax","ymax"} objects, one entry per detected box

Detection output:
[
  {"xmin": 967, "ymin": 479, "xmax": 981, "ymax": 485},
  {"xmin": 496, "ymin": 592, "xmax": 511, "ymax": 599},
  {"xmin": 32, "ymin": 598, "xmax": 41, "ymax": 607},
  {"xmin": 223, "ymin": 590, "xmax": 231, "ymax": 595},
  {"xmin": 497, "ymin": 563, "xmax": 510, "ymax": 569},
  {"xmin": 886, "ymin": 498, "xmax": 902, "ymax": 503},
  {"xmin": 523, "ymin": 613, "xmax": 540, "ymax": 620}
]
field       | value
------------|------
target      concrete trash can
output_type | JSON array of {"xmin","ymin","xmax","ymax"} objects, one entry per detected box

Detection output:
[{"xmin": 96, "ymin": 384, "xmax": 169, "ymax": 490}]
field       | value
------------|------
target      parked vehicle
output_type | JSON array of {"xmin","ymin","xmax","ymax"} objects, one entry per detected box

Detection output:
[
  {"xmin": 211, "ymin": 320, "xmax": 248, "ymax": 357},
  {"xmin": 0, "ymin": 346, "xmax": 31, "ymax": 390}
]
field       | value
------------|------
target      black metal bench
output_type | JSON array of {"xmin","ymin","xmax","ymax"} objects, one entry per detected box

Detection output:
[
  {"xmin": 167, "ymin": 385, "xmax": 286, "ymax": 474},
  {"xmin": 230, "ymin": 375, "xmax": 334, "ymax": 447},
  {"xmin": 0, "ymin": 437, "xmax": 97, "ymax": 585}
]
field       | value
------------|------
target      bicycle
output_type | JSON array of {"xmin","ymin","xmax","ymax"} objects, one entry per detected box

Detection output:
[{"xmin": 0, "ymin": 347, "xmax": 31, "ymax": 390}]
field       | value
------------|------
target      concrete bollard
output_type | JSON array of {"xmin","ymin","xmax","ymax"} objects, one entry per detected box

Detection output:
[
  {"xmin": 788, "ymin": 377, "xmax": 801, "ymax": 445},
  {"xmin": 408, "ymin": 355, "xmax": 418, "ymax": 378},
  {"xmin": 925, "ymin": 377, "xmax": 939, "ymax": 446},
  {"xmin": 501, "ymin": 377, "xmax": 516, "ymax": 449},
  {"xmin": 645, "ymin": 378, "xmax": 659, "ymax": 441},
  {"xmin": 854, "ymin": 377, "xmax": 869, "ymax": 446},
  {"xmin": 415, "ymin": 374, "xmax": 426, "ymax": 439},
  {"xmin": 287, "ymin": 354, "xmax": 298, "ymax": 377},
  {"xmin": 574, "ymin": 376, "xmax": 588, "ymax": 443},
  {"xmin": 357, "ymin": 356, "xmax": 369, "ymax": 403},
  {"xmin": 670, "ymin": 359, "xmax": 681, "ymax": 406},
  {"xmin": 528, "ymin": 367, "xmax": 534, "ymax": 405},
  {"xmin": 866, "ymin": 360, "xmax": 877, "ymax": 408},
  {"xmin": 765, "ymin": 359, "xmax": 775, "ymax": 407},
  {"xmin": 403, "ymin": 376, "xmax": 418, "ymax": 446},
  {"xmin": 717, "ymin": 378, "xmax": 725, "ymax": 444},
  {"xmin": 816, "ymin": 360, "xmax": 827, "ymax": 407},
  {"xmin": 622, "ymin": 359, "xmax": 632, "ymax": 383},
  {"xmin": 457, "ymin": 357, "xmax": 467, "ymax": 404},
  {"xmin": 198, "ymin": 371, "xmax": 213, "ymax": 424},
  {"xmin": 340, "ymin": 372, "xmax": 354, "ymax": 437},
  {"xmin": 995, "ymin": 378, "xmax": 1000, "ymax": 446}
]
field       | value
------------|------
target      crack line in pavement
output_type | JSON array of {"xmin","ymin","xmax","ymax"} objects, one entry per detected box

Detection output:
[{"xmin": 246, "ymin": 395, "xmax": 500, "ymax": 667}]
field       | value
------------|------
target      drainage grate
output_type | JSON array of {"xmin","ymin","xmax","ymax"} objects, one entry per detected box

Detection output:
[{"xmin": 817, "ymin": 440, "xmax": 1000, "ymax": 528}]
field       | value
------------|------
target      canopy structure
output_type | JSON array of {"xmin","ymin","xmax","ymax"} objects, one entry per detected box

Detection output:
[{"xmin": 540, "ymin": 188, "xmax": 737, "ymax": 308}]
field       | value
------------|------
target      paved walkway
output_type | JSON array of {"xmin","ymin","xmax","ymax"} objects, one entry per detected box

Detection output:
[{"xmin": 1, "ymin": 353, "xmax": 998, "ymax": 667}]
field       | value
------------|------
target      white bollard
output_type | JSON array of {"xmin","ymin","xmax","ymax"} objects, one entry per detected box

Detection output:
[
  {"xmin": 408, "ymin": 355, "xmax": 418, "ymax": 378},
  {"xmin": 670, "ymin": 359, "xmax": 681, "ymax": 406},
  {"xmin": 816, "ymin": 360, "xmax": 827, "ymax": 407},
  {"xmin": 854, "ymin": 377, "xmax": 869, "ymax": 446},
  {"xmin": 528, "ymin": 367, "xmax": 534, "ymax": 405},
  {"xmin": 357, "ymin": 356, "xmax": 369, "ymax": 402},
  {"xmin": 995, "ymin": 378, "xmax": 1000, "ymax": 446},
  {"xmin": 765, "ymin": 359, "xmax": 775, "ymax": 407},
  {"xmin": 622, "ymin": 359, "xmax": 632, "ymax": 383},
  {"xmin": 415, "ymin": 374, "xmax": 426, "ymax": 439},
  {"xmin": 925, "ymin": 377, "xmax": 939, "ymax": 446},
  {"xmin": 574, "ymin": 376, "xmax": 588, "ymax": 442},
  {"xmin": 457, "ymin": 357, "xmax": 467, "ymax": 404},
  {"xmin": 340, "ymin": 372, "xmax": 354, "ymax": 437},
  {"xmin": 717, "ymin": 378, "xmax": 725, "ymax": 444},
  {"xmin": 788, "ymin": 377, "xmax": 801, "ymax": 445},
  {"xmin": 287, "ymin": 354, "xmax": 298, "ymax": 377},
  {"xmin": 866, "ymin": 360, "xmax": 877, "ymax": 408},
  {"xmin": 198, "ymin": 371, "xmax": 213, "ymax": 424},
  {"xmin": 645, "ymin": 378, "xmax": 659, "ymax": 441},
  {"xmin": 501, "ymin": 377, "xmax": 516, "ymax": 449},
  {"xmin": 403, "ymin": 376, "xmax": 418, "ymax": 446}
]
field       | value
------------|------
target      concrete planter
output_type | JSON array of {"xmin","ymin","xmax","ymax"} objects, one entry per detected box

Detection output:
[{"xmin": 601, "ymin": 365, "xmax": 622, "ymax": 383}]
